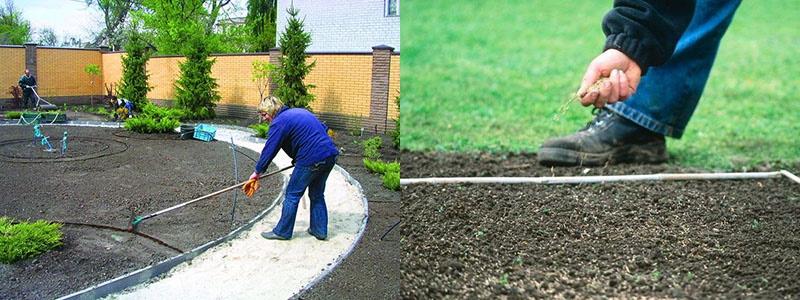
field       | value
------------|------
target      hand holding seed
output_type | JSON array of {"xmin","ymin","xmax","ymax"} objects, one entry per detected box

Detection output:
[{"xmin": 578, "ymin": 49, "xmax": 642, "ymax": 108}]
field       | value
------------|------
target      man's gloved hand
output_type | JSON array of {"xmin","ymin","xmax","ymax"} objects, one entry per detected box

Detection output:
[{"xmin": 242, "ymin": 172, "xmax": 260, "ymax": 198}]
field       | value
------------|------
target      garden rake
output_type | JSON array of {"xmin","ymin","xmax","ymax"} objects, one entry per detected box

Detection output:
[{"xmin": 128, "ymin": 165, "xmax": 294, "ymax": 232}]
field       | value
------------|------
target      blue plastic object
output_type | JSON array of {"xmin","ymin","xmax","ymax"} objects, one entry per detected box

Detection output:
[{"xmin": 193, "ymin": 124, "xmax": 217, "ymax": 142}]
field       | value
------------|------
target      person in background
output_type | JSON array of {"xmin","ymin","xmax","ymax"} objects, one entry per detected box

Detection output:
[
  {"xmin": 242, "ymin": 96, "xmax": 339, "ymax": 241},
  {"xmin": 18, "ymin": 69, "xmax": 37, "ymax": 109},
  {"xmin": 124, "ymin": 99, "xmax": 134, "ymax": 119},
  {"xmin": 538, "ymin": 0, "xmax": 742, "ymax": 166}
]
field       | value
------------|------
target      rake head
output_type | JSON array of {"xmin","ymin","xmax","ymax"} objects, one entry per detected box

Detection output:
[{"xmin": 127, "ymin": 208, "xmax": 143, "ymax": 232}]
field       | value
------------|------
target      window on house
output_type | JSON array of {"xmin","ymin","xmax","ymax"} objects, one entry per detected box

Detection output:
[{"xmin": 386, "ymin": 0, "xmax": 399, "ymax": 17}]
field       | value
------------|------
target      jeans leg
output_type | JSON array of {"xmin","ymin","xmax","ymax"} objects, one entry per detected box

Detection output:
[
  {"xmin": 308, "ymin": 157, "xmax": 336, "ymax": 237},
  {"xmin": 607, "ymin": 0, "xmax": 742, "ymax": 138},
  {"xmin": 272, "ymin": 166, "xmax": 314, "ymax": 238}
]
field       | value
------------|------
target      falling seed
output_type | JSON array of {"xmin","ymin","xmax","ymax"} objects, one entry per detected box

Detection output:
[{"xmin": 553, "ymin": 77, "xmax": 612, "ymax": 120}]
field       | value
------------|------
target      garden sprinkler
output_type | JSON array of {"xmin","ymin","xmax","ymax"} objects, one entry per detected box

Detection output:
[
  {"xmin": 128, "ymin": 165, "xmax": 294, "ymax": 232},
  {"xmin": 41, "ymin": 135, "xmax": 55, "ymax": 152},
  {"xmin": 33, "ymin": 124, "xmax": 43, "ymax": 145},
  {"xmin": 60, "ymin": 131, "xmax": 68, "ymax": 156}
]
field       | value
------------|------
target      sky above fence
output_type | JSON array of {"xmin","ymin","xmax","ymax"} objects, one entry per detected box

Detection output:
[{"xmin": 11, "ymin": 0, "xmax": 96, "ymax": 41}]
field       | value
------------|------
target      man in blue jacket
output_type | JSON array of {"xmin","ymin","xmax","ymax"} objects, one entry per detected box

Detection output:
[{"xmin": 243, "ymin": 96, "xmax": 339, "ymax": 241}]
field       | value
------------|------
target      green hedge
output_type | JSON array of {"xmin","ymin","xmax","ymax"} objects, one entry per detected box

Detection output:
[
  {"xmin": 94, "ymin": 107, "xmax": 114, "ymax": 119},
  {"xmin": 141, "ymin": 103, "xmax": 188, "ymax": 121},
  {"xmin": 0, "ymin": 217, "xmax": 63, "ymax": 264},
  {"xmin": 249, "ymin": 123, "xmax": 270, "ymax": 138},
  {"xmin": 362, "ymin": 136, "xmax": 383, "ymax": 160},
  {"xmin": 389, "ymin": 126, "xmax": 399, "ymax": 149},
  {"xmin": 364, "ymin": 159, "xmax": 400, "ymax": 174},
  {"xmin": 124, "ymin": 103, "xmax": 185, "ymax": 134},
  {"xmin": 363, "ymin": 159, "xmax": 401, "ymax": 191},
  {"xmin": 4, "ymin": 111, "xmax": 21, "ymax": 119},
  {"xmin": 124, "ymin": 116, "xmax": 180, "ymax": 134},
  {"xmin": 4, "ymin": 111, "xmax": 65, "ymax": 120},
  {"xmin": 382, "ymin": 171, "xmax": 400, "ymax": 191},
  {"xmin": 360, "ymin": 136, "xmax": 399, "ymax": 191}
]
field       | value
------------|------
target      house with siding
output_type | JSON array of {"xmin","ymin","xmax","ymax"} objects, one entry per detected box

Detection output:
[{"xmin": 276, "ymin": 0, "xmax": 400, "ymax": 52}]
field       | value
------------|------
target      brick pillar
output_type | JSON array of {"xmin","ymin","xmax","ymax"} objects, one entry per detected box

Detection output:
[
  {"xmin": 368, "ymin": 45, "xmax": 394, "ymax": 133},
  {"xmin": 268, "ymin": 47, "xmax": 282, "ymax": 97},
  {"xmin": 24, "ymin": 42, "xmax": 38, "ymax": 77}
]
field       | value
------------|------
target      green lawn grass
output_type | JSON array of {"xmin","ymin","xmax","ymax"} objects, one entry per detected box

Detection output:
[{"xmin": 401, "ymin": 1, "xmax": 800, "ymax": 170}]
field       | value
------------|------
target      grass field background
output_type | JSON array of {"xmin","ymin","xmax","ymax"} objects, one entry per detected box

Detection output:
[{"xmin": 401, "ymin": 1, "xmax": 800, "ymax": 170}]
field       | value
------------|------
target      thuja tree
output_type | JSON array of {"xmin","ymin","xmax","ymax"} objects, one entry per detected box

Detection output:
[
  {"xmin": 117, "ymin": 27, "xmax": 151, "ymax": 109},
  {"xmin": 174, "ymin": 37, "xmax": 220, "ymax": 119},
  {"xmin": 274, "ymin": 7, "xmax": 315, "ymax": 109}
]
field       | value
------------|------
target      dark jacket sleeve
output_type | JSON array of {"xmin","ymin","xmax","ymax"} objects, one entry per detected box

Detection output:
[
  {"xmin": 602, "ymin": 0, "xmax": 696, "ymax": 73},
  {"xmin": 254, "ymin": 122, "xmax": 285, "ymax": 174}
]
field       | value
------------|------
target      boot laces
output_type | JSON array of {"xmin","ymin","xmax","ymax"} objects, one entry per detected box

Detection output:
[{"xmin": 580, "ymin": 108, "xmax": 613, "ymax": 132}]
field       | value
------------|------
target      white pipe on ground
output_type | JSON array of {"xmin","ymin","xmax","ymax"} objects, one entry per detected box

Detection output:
[
  {"xmin": 781, "ymin": 170, "xmax": 800, "ymax": 185},
  {"xmin": 400, "ymin": 170, "xmax": 800, "ymax": 186}
]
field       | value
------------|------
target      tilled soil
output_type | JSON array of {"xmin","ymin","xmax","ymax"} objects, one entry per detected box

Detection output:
[
  {"xmin": 300, "ymin": 133, "xmax": 401, "ymax": 300},
  {"xmin": 0, "ymin": 125, "xmax": 281, "ymax": 300},
  {"xmin": 402, "ymin": 151, "xmax": 800, "ymax": 299}
]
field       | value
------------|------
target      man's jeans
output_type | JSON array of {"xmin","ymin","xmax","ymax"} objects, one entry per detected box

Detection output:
[
  {"xmin": 607, "ymin": 0, "xmax": 742, "ymax": 138},
  {"xmin": 272, "ymin": 155, "xmax": 337, "ymax": 239},
  {"xmin": 22, "ymin": 92, "xmax": 33, "ymax": 109}
]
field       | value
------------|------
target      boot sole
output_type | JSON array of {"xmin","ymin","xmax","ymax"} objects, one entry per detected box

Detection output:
[{"xmin": 538, "ymin": 142, "xmax": 668, "ymax": 167}]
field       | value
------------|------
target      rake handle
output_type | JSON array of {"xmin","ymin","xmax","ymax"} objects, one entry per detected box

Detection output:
[{"xmin": 136, "ymin": 165, "xmax": 294, "ymax": 223}]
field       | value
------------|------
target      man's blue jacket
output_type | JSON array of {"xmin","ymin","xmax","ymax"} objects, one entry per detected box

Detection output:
[{"xmin": 255, "ymin": 106, "xmax": 339, "ymax": 174}]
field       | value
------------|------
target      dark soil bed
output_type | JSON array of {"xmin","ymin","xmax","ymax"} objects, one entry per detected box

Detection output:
[
  {"xmin": 0, "ymin": 125, "xmax": 282, "ymax": 300},
  {"xmin": 300, "ymin": 132, "xmax": 401, "ymax": 300},
  {"xmin": 402, "ymin": 151, "xmax": 800, "ymax": 299}
]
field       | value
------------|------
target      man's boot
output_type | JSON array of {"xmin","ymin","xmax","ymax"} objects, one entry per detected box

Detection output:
[{"xmin": 538, "ymin": 109, "xmax": 668, "ymax": 166}]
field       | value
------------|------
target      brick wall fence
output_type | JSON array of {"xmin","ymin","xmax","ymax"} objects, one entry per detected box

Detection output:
[{"xmin": 0, "ymin": 44, "xmax": 399, "ymax": 133}]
